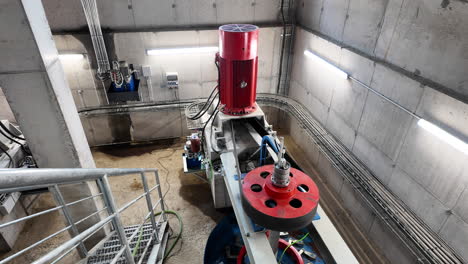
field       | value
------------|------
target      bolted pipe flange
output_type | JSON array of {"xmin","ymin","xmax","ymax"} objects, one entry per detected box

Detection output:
[
  {"xmin": 241, "ymin": 165, "xmax": 320, "ymax": 231},
  {"xmin": 271, "ymin": 162, "xmax": 291, "ymax": 187}
]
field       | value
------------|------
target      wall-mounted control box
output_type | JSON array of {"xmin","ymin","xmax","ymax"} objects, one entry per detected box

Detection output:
[{"xmin": 166, "ymin": 72, "xmax": 179, "ymax": 89}]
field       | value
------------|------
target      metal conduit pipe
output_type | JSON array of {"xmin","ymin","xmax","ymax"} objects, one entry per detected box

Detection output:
[
  {"xmin": 261, "ymin": 99, "xmax": 425, "ymax": 244},
  {"xmin": 303, "ymin": 116, "xmax": 452, "ymax": 261},
  {"xmin": 88, "ymin": 0, "xmax": 108, "ymax": 68},
  {"xmin": 269, "ymin": 101, "xmax": 447, "ymax": 261},
  {"xmin": 80, "ymin": 0, "xmax": 110, "ymax": 74},
  {"xmin": 256, "ymin": 94, "xmax": 464, "ymax": 264}
]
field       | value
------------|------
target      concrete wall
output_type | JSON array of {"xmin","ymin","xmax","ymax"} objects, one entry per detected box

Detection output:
[
  {"xmin": 0, "ymin": 88, "xmax": 15, "ymax": 123},
  {"xmin": 289, "ymin": 27, "xmax": 468, "ymax": 261},
  {"xmin": 296, "ymin": 0, "xmax": 468, "ymax": 103},
  {"xmin": 80, "ymin": 104, "xmax": 283, "ymax": 146},
  {"xmin": 44, "ymin": 0, "xmax": 282, "ymax": 32},
  {"xmin": 53, "ymin": 27, "xmax": 282, "ymax": 109}
]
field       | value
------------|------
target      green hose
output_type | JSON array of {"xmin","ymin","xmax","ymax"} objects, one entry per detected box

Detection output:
[
  {"xmin": 132, "ymin": 210, "xmax": 183, "ymax": 262},
  {"xmin": 277, "ymin": 232, "xmax": 309, "ymax": 264},
  {"xmin": 208, "ymin": 159, "xmax": 214, "ymax": 182}
]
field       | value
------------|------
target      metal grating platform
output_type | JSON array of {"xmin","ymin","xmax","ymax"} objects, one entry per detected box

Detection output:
[{"xmin": 87, "ymin": 222, "xmax": 167, "ymax": 264}]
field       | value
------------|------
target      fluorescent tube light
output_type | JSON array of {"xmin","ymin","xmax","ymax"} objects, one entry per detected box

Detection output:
[
  {"xmin": 304, "ymin": 50, "xmax": 348, "ymax": 79},
  {"xmin": 418, "ymin": 119, "xmax": 468, "ymax": 155},
  {"xmin": 147, "ymin": 46, "xmax": 219, "ymax": 56},
  {"xmin": 59, "ymin": 54, "xmax": 84, "ymax": 60}
]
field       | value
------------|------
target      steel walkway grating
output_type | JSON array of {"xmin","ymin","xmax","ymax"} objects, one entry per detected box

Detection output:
[{"xmin": 87, "ymin": 223, "xmax": 161, "ymax": 264}]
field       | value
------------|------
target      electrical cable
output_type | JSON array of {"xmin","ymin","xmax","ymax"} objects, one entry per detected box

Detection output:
[
  {"xmin": 0, "ymin": 123, "xmax": 25, "ymax": 140},
  {"xmin": 0, "ymin": 128, "xmax": 22, "ymax": 145},
  {"xmin": 157, "ymin": 210, "xmax": 183, "ymax": 260},
  {"xmin": 186, "ymin": 86, "xmax": 219, "ymax": 120},
  {"xmin": 215, "ymin": 57, "xmax": 221, "ymax": 92},
  {"xmin": 209, "ymin": 109, "xmax": 221, "ymax": 154},
  {"xmin": 132, "ymin": 210, "xmax": 183, "ymax": 262},
  {"xmin": 201, "ymin": 100, "xmax": 221, "ymax": 154},
  {"xmin": 154, "ymin": 149, "xmax": 177, "ymax": 204},
  {"xmin": 186, "ymin": 58, "xmax": 221, "ymax": 121},
  {"xmin": 129, "ymin": 149, "xmax": 183, "ymax": 261},
  {"xmin": 0, "ymin": 128, "xmax": 31, "ymax": 155},
  {"xmin": 187, "ymin": 85, "xmax": 218, "ymax": 119},
  {"xmin": 207, "ymin": 159, "xmax": 215, "ymax": 182},
  {"xmin": 188, "ymin": 91, "xmax": 219, "ymax": 121},
  {"xmin": 277, "ymin": 232, "xmax": 309, "ymax": 264},
  {"xmin": 155, "ymin": 150, "xmax": 185, "ymax": 258},
  {"xmin": 186, "ymin": 93, "xmax": 215, "ymax": 120},
  {"xmin": 0, "ymin": 147, "xmax": 14, "ymax": 168}
]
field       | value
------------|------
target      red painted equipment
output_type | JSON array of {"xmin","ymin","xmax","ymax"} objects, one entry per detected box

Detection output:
[
  {"xmin": 189, "ymin": 133, "xmax": 201, "ymax": 153},
  {"xmin": 217, "ymin": 24, "xmax": 259, "ymax": 116},
  {"xmin": 242, "ymin": 165, "xmax": 320, "ymax": 231},
  {"xmin": 237, "ymin": 239, "xmax": 304, "ymax": 264}
]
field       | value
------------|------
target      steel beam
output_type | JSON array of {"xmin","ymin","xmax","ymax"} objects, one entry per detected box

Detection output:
[{"xmin": 221, "ymin": 152, "xmax": 277, "ymax": 264}]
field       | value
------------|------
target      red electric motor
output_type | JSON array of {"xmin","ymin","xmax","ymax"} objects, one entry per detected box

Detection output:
[{"xmin": 217, "ymin": 24, "xmax": 259, "ymax": 116}]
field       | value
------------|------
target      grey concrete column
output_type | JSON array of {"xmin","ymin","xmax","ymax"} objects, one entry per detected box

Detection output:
[{"xmin": 0, "ymin": 0, "xmax": 105, "ymax": 248}]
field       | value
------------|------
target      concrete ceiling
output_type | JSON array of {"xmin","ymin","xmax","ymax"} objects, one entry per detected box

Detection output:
[{"xmin": 43, "ymin": 0, "xmax": 282, "ymax": 32}]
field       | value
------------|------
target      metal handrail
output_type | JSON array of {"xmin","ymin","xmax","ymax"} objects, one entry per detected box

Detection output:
[
  {"xmin": 0, "ymin": 168, "xmax": 166, "ymax": 264},
  {"xmin": 0, "ymin": 168, "xmax": 157, "ymax": 192},
  {"xmin": 0, "ymin": 193, "xmax": 102, "ymax": 229}
]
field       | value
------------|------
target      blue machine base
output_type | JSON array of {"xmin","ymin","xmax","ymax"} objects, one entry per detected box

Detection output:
[{"xmin": 204, "ymin": 213, "xmax": 325, "ymax": 264}]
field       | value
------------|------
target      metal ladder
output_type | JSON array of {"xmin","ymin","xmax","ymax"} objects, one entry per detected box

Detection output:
[{"xmin": 0, "ymin": 168, "xmax": 169, "ymax": 264}]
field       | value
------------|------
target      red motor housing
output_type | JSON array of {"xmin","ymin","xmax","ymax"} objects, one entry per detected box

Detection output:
[{"xmin": 217, "ymin": 24, "xmax": 259, "ymax": 116}]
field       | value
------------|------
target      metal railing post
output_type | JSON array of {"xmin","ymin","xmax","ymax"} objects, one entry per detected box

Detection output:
[
  {"xmin": 96, "ymin": 178, "xmax": 116, "ymax": 231},
  {"xmin": 140, "ymin": 172, "xmax": 158, "ymax": 239},
  {"xmin": 0, "ymin": 169, "xmax": 178, "ymax": 263},
  {"xmin": 50, "ymin": 185, "xmax": 88, "ymax": 258},
  {"xmin": 99, "ymin": 175, "xmax": 135, "ymax": 264},
  {"xmin": 154, "ymin": 170, "xmax": 166, "ymax": 221}
]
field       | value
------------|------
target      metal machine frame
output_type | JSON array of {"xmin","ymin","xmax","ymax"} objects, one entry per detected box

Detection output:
[{"xmin": 201, "ymin": 103, "xmax": 359, "ymax": 263}]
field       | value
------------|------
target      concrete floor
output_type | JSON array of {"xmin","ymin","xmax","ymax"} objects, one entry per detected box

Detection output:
[
  {"xmin": 93, "ymin": 138, "xmax": 225, "ymax": 263},
  {"xmin": 0, "ymin": 194, "xmax": 79, "ymax": 264}
]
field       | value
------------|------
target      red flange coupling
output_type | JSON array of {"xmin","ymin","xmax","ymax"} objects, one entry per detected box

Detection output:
[{"xmin": 241, "ymin": 165, "xmax": 320, "ymax": 231}]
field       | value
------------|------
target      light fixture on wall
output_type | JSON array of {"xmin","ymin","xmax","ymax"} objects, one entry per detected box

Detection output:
[
  {"xmin": 417, "ymin": 119, "xmax": 468, "ymax": 155},
  {"xmin": 303, "ymin": 50, "xmax": 348, "ymax": 79},
  {"xmin": 58, "ymin": 54, "xmax": 85, "ymax": 60},
  {"xmin": 146, "ymin": 46, "xmax": 219, "ymax": 56},
  {"xmin": 303, "ymin": 48, "xmax": 468, "ymax": 156}
]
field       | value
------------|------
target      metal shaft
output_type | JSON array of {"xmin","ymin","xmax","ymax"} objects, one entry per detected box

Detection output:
[{"xmin": 271, "ymin": 137, "xmax": 291, "ymax": 187}]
